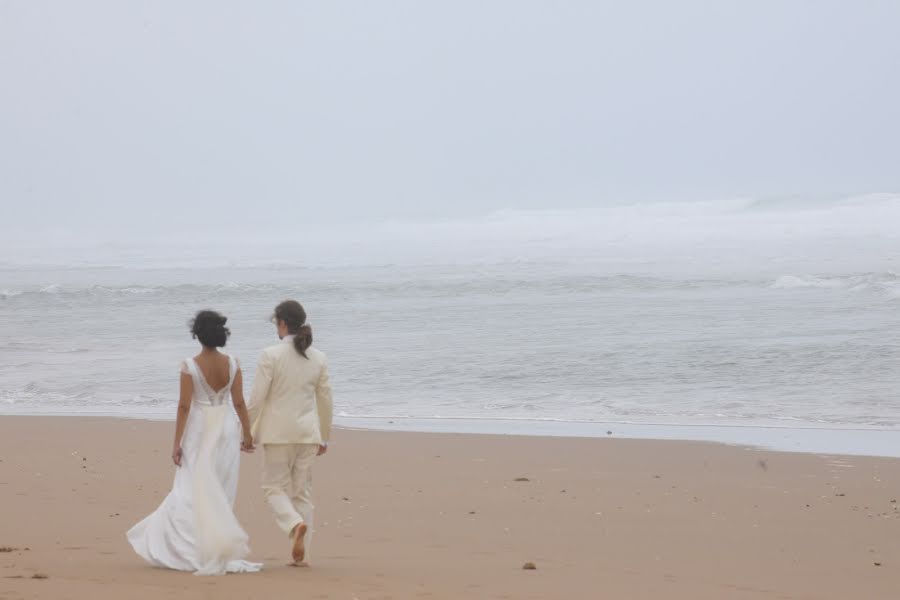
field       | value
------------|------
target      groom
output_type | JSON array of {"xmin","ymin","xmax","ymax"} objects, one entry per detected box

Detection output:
[{"xmin": 248, "ymin": 300, "xmax": 333, "ymax": 565}]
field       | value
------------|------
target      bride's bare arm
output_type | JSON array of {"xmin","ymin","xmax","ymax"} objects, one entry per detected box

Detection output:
[
  {"xmin": 172, "ymin": 372, "xmax": 193, "ymax": 466},
  {"xmin": 231, "ymin": 368, "xmax": 254, "ymax": 451}
]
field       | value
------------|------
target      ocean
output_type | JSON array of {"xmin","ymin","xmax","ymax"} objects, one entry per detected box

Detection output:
[{"xmin": 2, "ymin": 195, "xmax": 900, "ymax": 452}]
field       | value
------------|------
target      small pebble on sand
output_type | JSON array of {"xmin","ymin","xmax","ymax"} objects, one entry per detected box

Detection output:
[{"xmin": 522, "ymin": 562, "xmax": 537, "ymax": 570}]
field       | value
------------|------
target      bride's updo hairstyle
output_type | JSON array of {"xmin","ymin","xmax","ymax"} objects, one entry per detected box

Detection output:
[
  {"xmin": 190, "ymin": 310, "xmax": 230, "ymax": 348},
  {"xmin": 273, "ymin": 300, "xmax": 313, "ymax": 358}
]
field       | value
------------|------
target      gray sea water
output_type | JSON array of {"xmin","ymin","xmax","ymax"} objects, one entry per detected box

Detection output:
[{"xmin": 2, "ymin": 196, "xmax": 900, "ymax": 451}]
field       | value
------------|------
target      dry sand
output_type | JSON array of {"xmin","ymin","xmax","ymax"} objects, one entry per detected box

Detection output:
[{"xmin": 1, "ymin": 417, "xmax": 898, "ymax": 599}]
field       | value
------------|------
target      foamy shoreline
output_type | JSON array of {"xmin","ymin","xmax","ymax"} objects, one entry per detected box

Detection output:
[{"xmin": 3, "ymin": 407, "xmax": 899, "ymax": 457}]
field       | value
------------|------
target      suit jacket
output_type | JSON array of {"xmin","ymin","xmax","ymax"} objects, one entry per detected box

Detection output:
[{"xmin": 248, "ymin": 337, "xmax": 333, "ymax": 445}]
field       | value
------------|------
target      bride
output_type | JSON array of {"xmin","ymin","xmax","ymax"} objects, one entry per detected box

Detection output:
[{"xmin": 127, "ymin": 310, "xmax": 262, "ymax": 575}]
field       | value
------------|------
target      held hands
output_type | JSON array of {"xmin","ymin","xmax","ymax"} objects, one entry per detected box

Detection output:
[{"xmin": 175, "ymin": 436, "xmax": 254, "ymax": 465}]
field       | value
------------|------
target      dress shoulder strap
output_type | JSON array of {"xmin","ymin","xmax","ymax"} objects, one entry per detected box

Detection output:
[
  {"xmin": 182, "ymin": 357, "xmax": 198, "ymax": 378},
  {"xmin": 226, "ymin": 355, "xmax": 238, "ymax": 383}
]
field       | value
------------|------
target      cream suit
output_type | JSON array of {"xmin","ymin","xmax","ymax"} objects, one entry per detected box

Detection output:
[{"xmin": 248, "ymin": 336, "xmax": 333, "ymax": 546}]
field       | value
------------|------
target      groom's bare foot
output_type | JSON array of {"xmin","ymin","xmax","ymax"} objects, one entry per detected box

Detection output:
[{"xmin": 291, "ymin": 522, "xmax": 307, "ymax": 564}]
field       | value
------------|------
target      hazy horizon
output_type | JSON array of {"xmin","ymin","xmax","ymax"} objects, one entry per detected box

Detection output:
[{"xmin": 2, "ymin": 1, "xmax": 900, "ymax": 239}]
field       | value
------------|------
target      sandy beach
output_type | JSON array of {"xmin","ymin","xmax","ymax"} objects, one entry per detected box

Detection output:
[{"xmin": 1, "ymin": 417, "xmax": 898, "ymax": 599}]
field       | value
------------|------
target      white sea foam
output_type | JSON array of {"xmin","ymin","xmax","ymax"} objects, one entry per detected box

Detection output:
[{"xmin": 772, "ymin": 272, "xmax": 900, "ymax": 297}]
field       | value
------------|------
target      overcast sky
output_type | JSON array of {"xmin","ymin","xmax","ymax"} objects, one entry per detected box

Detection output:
[{"xmin": 1, "ymin": 1, "xmax": 899, "ymax": 235}]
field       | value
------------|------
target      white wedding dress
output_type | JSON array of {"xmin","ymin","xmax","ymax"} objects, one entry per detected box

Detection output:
[{"xmin": 127, "ymin": 356, "xmax": 262, "ymax": 575}]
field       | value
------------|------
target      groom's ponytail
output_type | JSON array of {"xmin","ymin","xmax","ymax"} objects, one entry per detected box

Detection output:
[
  {"xmin": 294, "ymin": 324, "xmax": 313, "ymax": 358},
  {"xmin": 274, "ymin": 300, "xmax": 314, "ymax": 359}
]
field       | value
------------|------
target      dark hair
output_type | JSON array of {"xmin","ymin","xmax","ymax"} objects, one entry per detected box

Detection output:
[
  {"xmin": 274, "ymin": 300, "xmax": 312, "ymax": 358},
  {"xmin": 190, "ymin": 310, "xmax": 230, "ymax": 348}
]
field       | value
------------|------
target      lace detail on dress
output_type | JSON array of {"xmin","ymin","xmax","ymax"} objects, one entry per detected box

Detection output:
[{"xmin": 185, "ymin": 356, "xmax": 237, "ymax": 406}]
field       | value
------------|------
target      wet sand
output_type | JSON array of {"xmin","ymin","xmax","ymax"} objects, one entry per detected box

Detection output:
[{"xmin": 1, "ymin": 416, "xmax": 898, "ymax": 599}]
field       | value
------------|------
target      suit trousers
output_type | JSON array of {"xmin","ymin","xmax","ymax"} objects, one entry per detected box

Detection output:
[{"xmin": 261, "ymin": 444, "xmax": 319, "ymax": 551}]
